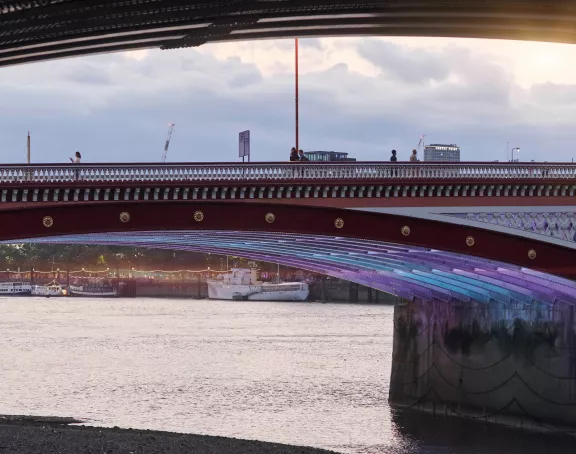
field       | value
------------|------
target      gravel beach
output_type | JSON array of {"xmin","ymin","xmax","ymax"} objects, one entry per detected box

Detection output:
[{"xmin": 0, "ymin": 417, "xmax": 338, "ymax": 454}]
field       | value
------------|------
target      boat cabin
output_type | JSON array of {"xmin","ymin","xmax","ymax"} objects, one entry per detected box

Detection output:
[{"xmin": 217, "ymin": 268, "xmax": 259, "ymax": 285}]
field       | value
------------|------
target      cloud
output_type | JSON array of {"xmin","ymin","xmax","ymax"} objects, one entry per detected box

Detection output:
[
  {"xmin": 1, "ymin": 37, "xmax": 576, "ymax": 164},
  {"xmin": 300, "ymin": 38, "xmax": 324, "ymax": 51},
  {"xmin": 357, "ymin": 40, "xmax": 452, "ymax": 85},
  {"xmin": 530, "ymin": 82, "xmax": 576, "ymax": 106}
]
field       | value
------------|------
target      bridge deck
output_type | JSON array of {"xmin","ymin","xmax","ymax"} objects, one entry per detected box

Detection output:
[{"xmin": 0, "ymin": 163, "xmax": 574, "ymax": 212}]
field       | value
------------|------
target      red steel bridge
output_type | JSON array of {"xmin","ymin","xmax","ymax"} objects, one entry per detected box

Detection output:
[
  {"xmin": 1, "ymin": 161, "xmax": 575, "ymax": 282},
  {"xmin": 1, "ymin": 0, "xmax": 576, "ymax": 67}
]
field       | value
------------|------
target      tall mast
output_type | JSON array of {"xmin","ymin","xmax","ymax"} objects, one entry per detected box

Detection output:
[{"xmin": 295, "ymin": 38, "xmax": 299, "ymax": 151}]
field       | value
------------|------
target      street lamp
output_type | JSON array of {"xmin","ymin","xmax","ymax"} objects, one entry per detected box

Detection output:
[{"xmin": 511, "ymin": 147, "xmax": 520, "ymax": 162}]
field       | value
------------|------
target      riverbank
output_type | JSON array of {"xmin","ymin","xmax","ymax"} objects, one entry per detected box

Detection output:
[
  {"xmin": 134, "ymin": 277, "xmax": 397, "ymax": 303},
  {"xmin": 0, "ymin": 416, "xmax": 338, "ymax": 454}
]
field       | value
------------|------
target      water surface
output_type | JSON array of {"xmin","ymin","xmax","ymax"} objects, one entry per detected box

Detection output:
[{"xmin": 0, "ymin": 298, "xmax": 573, "ymax": 453}]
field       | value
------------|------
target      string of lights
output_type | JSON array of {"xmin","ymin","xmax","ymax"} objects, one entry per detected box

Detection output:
[{"xmin": 0, "ymin": 268, "xmax": 230, "ymax": 275}]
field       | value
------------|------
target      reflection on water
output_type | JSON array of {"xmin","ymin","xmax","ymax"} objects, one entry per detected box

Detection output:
[
  {"xmin": 381, "ymin": 409, "xmax": 576, "ymax": 454},
  {"xmin": 0, "ymin": 297, "xmax": 573, "ymax": 453}
]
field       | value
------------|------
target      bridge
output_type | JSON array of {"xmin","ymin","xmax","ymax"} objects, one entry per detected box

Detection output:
[
  {"xmin": 2, "ymin": 0, "xmax": 576, "ymax": 440},
  {"xmin": 1, "ymin": 160, "xmax": 575, "ymax": 299},
  {"xmin": 2, "ymin": 0, "xmax": 576, "ymax": 67},
  {"xmin": 1, "ymin": 160, "xmax": 575, "ymax": 429}
]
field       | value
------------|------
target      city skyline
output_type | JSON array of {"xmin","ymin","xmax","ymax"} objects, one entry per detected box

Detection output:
[{"xmin": 1, "ymin": 36, "xmax": 576, "ymax": 164}]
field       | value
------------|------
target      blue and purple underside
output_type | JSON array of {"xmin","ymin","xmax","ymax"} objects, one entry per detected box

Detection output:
[{"xmin": 15, "ymin": 230, "xmax": 576, "ymax": 308}]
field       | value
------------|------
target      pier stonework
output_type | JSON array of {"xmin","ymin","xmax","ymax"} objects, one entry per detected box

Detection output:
[{"xmin": 389, "ymin": 300, "xmax": 576, "ymax": 429}]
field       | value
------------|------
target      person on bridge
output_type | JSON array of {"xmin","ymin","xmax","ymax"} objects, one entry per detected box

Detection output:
[
  {"xmin": 298, "ymin": 150, "xmax": 309, "ymax": 161},
  {"xmin": 390, "ymin": 150, "xmax": 397, "ymax": 162},
  {"xmin": 410, "ymin": 149, "xmax": 419, "ymax": 162},
  {"xmin": 289, "ymin": 147, "xmax": 299, "ymax": 161},
  {"xmin": 69, "ymin": 151, "xmax": 82, "ymax": 181},
  {"xmin": 69, "ymin": 151, "xmax": 81, "ymax": 163}
]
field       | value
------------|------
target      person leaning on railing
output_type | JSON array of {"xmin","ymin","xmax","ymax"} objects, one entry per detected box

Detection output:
[{"xmin": 291, "ymin": 149, "xmax": 309, "ymax": 178}]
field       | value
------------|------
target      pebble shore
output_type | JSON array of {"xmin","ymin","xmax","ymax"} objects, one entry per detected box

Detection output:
[{"xmin": 0, "ymin": 416, "xmax": 338, "ymax": 454}]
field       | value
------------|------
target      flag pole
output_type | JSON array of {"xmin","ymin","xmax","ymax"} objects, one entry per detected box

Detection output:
[{"xmin": 295, "ymin": 38, "xmax": 299, "ymax": 152}]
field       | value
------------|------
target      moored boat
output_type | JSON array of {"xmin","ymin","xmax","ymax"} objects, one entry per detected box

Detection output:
[
  {"xmin": 0, "ymin": 281, "xmax": 31, "ymax": 296},
  {"xmin": 31, "ymin": 281, "xmax": 67, "ymax": 297},
  {"xmin": 68, "ymin": 279, "xmax": 118, "ymax": 297},
  {"xmin": 207, "ymin": 268, "xmax": 309, "ymax": 301}
]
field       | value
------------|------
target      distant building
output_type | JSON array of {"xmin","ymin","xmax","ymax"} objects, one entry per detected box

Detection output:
[
  {"xmin": 423, "ymin": 144, "xmax": 460, "ymax": 162},
  {"xmin": 303, "ymin": 151, "xmax": 356, "ymax": 162}
]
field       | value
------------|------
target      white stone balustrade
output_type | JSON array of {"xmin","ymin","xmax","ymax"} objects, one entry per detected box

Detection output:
[{"xmin": 0, "ymin": 162, "xmax": 574, "ymax": 184}]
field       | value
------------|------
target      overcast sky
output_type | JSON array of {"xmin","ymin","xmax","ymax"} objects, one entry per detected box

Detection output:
[{"xmin": 2, "ymin": 36, "xmax": 576, "ymax": 164}]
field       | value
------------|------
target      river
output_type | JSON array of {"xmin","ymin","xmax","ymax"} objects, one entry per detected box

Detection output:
[{"xmin": 0, "ymin": 297, "xmax": 573, "ymax": 453}]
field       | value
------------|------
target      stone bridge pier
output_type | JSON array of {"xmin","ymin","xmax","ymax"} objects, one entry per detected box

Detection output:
[{"xmin": 389, "ymin": 299, "xmax": 576, "ymax": 429}]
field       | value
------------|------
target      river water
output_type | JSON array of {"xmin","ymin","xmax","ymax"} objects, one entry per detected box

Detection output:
[{"xmin": 0, "ymin": 297, "xmax": 574, "ymax": 453}]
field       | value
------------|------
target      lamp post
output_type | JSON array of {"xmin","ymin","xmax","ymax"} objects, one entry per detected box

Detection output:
[
  {"xmin": 512, "ymin": 147, "xmax": 520, "ymax": 162},
  {"xmin": 295, "ymin": 38, "xmax": 299, "ymax": 151}
]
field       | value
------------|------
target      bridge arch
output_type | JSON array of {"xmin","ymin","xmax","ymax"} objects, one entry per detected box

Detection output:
[
  {"xmin": 4, "ymin": 201, "xmax": 575, "ymax": 307},
  {"xmin": 1, "ymin": 2, "xmax": 576, "ymax": 67}
]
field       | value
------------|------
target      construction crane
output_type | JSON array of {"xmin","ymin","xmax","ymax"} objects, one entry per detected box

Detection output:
[
  {"xmin": 416, "ymin": 134, "xmax": 425, "ymax": 154},
  {"xmin": 161, "ymin": 123, "xmax": 175, "ymax": 162}
]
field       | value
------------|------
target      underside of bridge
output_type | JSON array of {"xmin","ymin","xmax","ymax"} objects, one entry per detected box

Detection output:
[
  {"xmin": 1, "ymin": 1, "xmax": 576, "ymax": 67},
  {"xmin": 16, "ymin": 230, "xmax": 576, "ymax": 309}
]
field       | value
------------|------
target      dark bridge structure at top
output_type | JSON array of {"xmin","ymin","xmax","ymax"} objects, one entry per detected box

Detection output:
[{"xmin": 1, "ymin": 0, "xmax": 576, "ymax": 67}]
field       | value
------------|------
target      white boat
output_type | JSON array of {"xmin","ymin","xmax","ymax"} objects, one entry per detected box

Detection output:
[
  {"xmin": 0, "ymin": 281, "xmax": 31, "ymax": 296},
  {"xmin": 68, "ymin": 282, "xmax": 118, "ymax": 297},
  {"xmin": 207, "ymin": 268, "xmax": 309, "ymax": 301},
  {"xmin": 31, "ymin": 281, "xmax": 66, "ymax": 297}
]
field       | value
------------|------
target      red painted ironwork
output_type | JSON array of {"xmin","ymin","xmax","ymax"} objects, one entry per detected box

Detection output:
[{"xmin": 0, "ymin": 202, "xmax": 573, "ymax": 280}]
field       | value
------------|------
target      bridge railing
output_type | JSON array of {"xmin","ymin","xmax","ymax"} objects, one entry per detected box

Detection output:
[{"xmin": 0, "ymin": 162, "xmax": 575, "ymax": 183}]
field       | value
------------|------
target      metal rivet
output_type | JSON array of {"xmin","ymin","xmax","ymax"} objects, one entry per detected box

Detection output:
[
  {"xmin": 334, "ymin": 218, "xmax": 344, "ymax": 229},
  {"xmin": 466, "ymin": 236, "xmax": 475, "ymax": 247},
  {"xmin": 401, "ymin": 226, "xmax": 410, "ymax": 236},
  {"xmin": 265, "ymin": 212, "xmax": 275, "ymax": 224},
  {"xmin": 42, "ymin": 216, "xmax": 53, "ymax": 228},
  {"xmin": 194, "ymin": 210, "xmax": 204, "ymax": 222},
  {"xmin": 528, "ymin": 249, "xmax": 537, "ymax": 260},
  {"xmin": 119, "ymin": 212, "xmax": 130, "ymax": 223}
]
